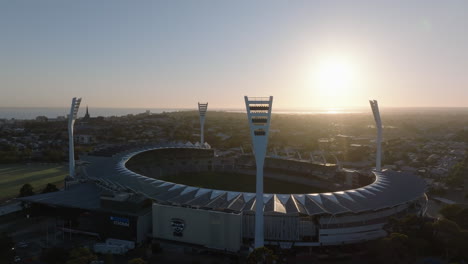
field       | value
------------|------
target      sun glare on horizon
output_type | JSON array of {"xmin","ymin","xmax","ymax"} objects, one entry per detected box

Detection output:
[
  {"xmin": 308, "ymin": 55, "xmax": 362, "ymax": 108},
  {"xmin": 315, "ymin": 57, "xmax": 357, "ymax": 95}
]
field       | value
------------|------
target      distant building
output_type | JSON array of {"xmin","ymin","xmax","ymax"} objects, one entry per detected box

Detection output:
[
  {"xmin": 83, "ymin": 106, "xmax": 91, "ymax": 122},
  {"xmin": 35, "ymin": 116, "xmax": 48, "ymax": 122},
  {"xmin": 335, "ymin": 134, "xmax": 353, "ymax": 149},
  {"xmin": 318, "ymin": 138, "xmax": 332, "ymax": 150},
  {"xmin": 76, "ymin": 134, "xmax": 96, "ymax": 145}
]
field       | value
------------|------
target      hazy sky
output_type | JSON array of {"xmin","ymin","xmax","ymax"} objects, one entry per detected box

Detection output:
[{"xmin": 1, "ymin": 1, "xmax": 467, "ymax": 109}]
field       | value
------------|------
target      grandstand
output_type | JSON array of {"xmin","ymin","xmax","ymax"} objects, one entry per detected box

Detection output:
[{"xmin": 84, "ymin": 145, "xmax": 427, "ymax": 249}]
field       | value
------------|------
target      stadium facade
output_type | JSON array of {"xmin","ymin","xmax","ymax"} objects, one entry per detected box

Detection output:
[{"xmin": 21, "ymin": 144, "xmax": 427, "ymax": 251}]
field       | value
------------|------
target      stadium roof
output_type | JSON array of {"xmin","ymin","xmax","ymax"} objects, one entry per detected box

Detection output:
[
  {"xmin": 78, "ymin": 145, "xmax": 427, "ymax": 216},
  {"xmin": 17, "ymin": 183, "xmax": 102, "ymax": 210}
]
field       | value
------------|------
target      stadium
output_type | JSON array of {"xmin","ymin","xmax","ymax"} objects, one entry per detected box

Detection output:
[{"xmin": 19, "ymin": 98, "xmax": 428, "ymax": 253}]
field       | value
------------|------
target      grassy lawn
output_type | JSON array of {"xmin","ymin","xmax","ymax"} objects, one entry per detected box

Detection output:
[
  {"xmin": 160, "ymin": 171, "xmax": 326, "ymax": 194},
  {"xmin": 0, "ymin": 164, "xmax": 67, "ymax": 202}
]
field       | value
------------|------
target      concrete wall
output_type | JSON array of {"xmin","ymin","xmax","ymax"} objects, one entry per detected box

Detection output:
[
  {"xmin": 153, "ymin": 204, "xmax": 242, "ymax": 252},
  {"xmin": 319, "ymin": 223, "xmax": 387, "ymax": 245},
  {"xmin": 137, "ymin": 210, "xmax": 153, "ymax": 243},
  {"xmin": 242, "ymin": 214, "xmax": 317, "ymax": 241}
]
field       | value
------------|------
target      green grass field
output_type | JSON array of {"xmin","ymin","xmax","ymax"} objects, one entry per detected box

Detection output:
[
  {"xmin": 0, "ymin": 164, "xmax": 67, "ymax": 201},
  {"xmin": 161, "ymin": 171, "xmax": 327, "ymax": 194}
]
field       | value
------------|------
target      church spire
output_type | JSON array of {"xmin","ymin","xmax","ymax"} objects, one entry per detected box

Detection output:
[{"xmin": 83, "ymin": 105, "xmax": 90, "ymax": 120}]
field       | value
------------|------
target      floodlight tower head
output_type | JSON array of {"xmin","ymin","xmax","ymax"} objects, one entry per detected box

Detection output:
[
  {"xmin": 245, "ymin": 96, "xmax": 273, "ymax": 156},
  {"xmin": 369, "ymin": 99, "xmax": 382, "ymax": 172},
  {"xmin": 244, "ymin": 95, "xmax": 273, "ymax": 249},
  {"xmin": 198, "ymin": 102, "xmax": 208, "ymax": 145},
  {"xmin": 68, "ymin": 97, "xmax": 82, "ymax": 179},
  {"xmin": 369, "ymin": 100, "xmax": 382, "ymax": 127}
]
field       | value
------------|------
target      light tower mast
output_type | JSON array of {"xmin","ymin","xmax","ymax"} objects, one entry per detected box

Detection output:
[
  {"xmin": 369, "ymin": 100, "xmax": 382, "ymax": 171},
  {"xmin": 244, "ymin": 96, "xmax": 273, "ymax": 248},
  {"xmin": 198, "ymin": 102, "xmax": 208, "ymax": 145},
  {"xmin": 68, "ymin": 97, "xmax": 81, "ymax": 179}
]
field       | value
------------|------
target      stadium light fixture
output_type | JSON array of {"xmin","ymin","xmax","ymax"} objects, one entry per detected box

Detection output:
[
  {"xmin": 68, "ymin": 97, "xmax": 81, "ymax": 179},
  {"xmin": 369, "ymin": 100, "xmax": 382, "ymax": 172},
  {"xmin": 198, "ymin": 102, "xmax": 208, "ymax": 145},
  {"xmin": 244, "ymin": 96, "xmax": 273, "ymax": 248}
]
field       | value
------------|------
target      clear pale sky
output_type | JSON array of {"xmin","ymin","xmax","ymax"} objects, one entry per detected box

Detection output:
[{"xmin": 1, "ymin": 1, "xmax": 467, "ymax": 109}]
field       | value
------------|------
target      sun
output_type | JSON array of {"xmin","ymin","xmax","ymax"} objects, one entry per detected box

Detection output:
[{"xmin": 312, "ymin": 57, "xmax": 357, "ymax": 98}]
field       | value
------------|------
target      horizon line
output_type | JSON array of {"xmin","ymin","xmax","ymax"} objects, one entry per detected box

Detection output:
[{"xmin": 2, "ymin": 106, "xmax": 468, "ymax": 109}]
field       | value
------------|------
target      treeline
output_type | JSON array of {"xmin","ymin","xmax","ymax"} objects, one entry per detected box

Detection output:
[
  {"xmin": 0, "ymin": 147, "xmax": 66, "ymax": 164},
  {"xmin": 454, "ymin": 129, "xmax": 468, "ymax": 143},
  {"xmin": 18, "ymin": 183, "xmax": 59, "ymax": 197},
  {"xmin": 367, "ymin": 206, "xmax": 468, "ymax": 263},
  {"xmin": 446, "ymin": 157, "xmax": 468, "ymax": 187},
  {"xmin": 0, "ymin": 146, "xmax": 31, "ymax": 163}
]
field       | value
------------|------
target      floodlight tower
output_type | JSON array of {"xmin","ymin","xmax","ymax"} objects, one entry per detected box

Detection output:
[
  {"xmin": 68, "ymin": 97, "xmax": 82, "ymax": 179},
  {"xmin": 369, "ymin": 100, "xmax": 382, "ymax": 172},
  {"xmin": 198, "ymin": 102, "xmax": 208, "ymax": 145},
  {"xmin": 244, "ymin": 96, "xmax": 273, "ymax": 248}
]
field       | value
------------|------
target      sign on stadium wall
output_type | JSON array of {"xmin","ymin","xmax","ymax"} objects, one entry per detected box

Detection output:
[
  {"xmin": 171, "ymin": 218, "xmax": 185, "ymax": 237},
  {"xmin": 110, "ymin": 216, "xmax": 130, "ymax": 227}
]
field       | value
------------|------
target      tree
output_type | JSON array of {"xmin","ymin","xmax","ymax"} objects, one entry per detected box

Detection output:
[
  {"xmin": 439, "ymin": 204, "xmax": 468, "ymax": 230},
  {"xmin": 446, "ymin": 159, "xmax": 467, "ymax": 186},
  {"xmin": 386, "ymin": 215, "xmax": 427, "ymax": 237},
  {"xmin": 407, "ymin": 237, "xmax": 431, "ymax": 257},
  {"xmin": 440, "ymin": 204, "xmax": 463, "ymax": 223},
  {"xmin": 128, "ymin": 258, "xmax": 147, "ymax": 264},
  {"xmin": 19, "ymin": 183, "xmax": 34, "ymax": 197},
  {"xmin": 432, "ymin": 219, "xmax": 468, "ymax": 260},
  {"xmin": 151, "ymin": 241, "xmax": 162, "ymax": 254},
  {"xmin": 0, "ymin": 232, "xmax": 14, "ymax": 264},
  {"xmin": 104, "ymin": 253, "xmax": 114, "ymax": 264},
  {"xmin": 40, "ymin": 247, "xmax": 69, "ymax": 264},
  {"xmin": 371, "ymin": 215, "xmax": 439, "ymax": 262},
  {"xmin": 247, "ymin": 247, "xmax": 278, "ymax": 264},
  {"xmin": 382, "ymin": 233, "xmax": 411, "ymax": 261},
  {"xmin": 455, "ymin": 208, "xmax": 468, "ymax": 230},
  {"xmin": 66, "ymin": 247, "xmax": 97, "ymax": 264},
  {"xmin": 42, "ymin": 183, "xmax": 59, "ymax": 194},
  {"xmin": 367, "ymin": 233, "xmax": 412, "ymax": 264},
  {"xmin": 43, "ymin": 149, "xmax": 66, "ymax": 163}
]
